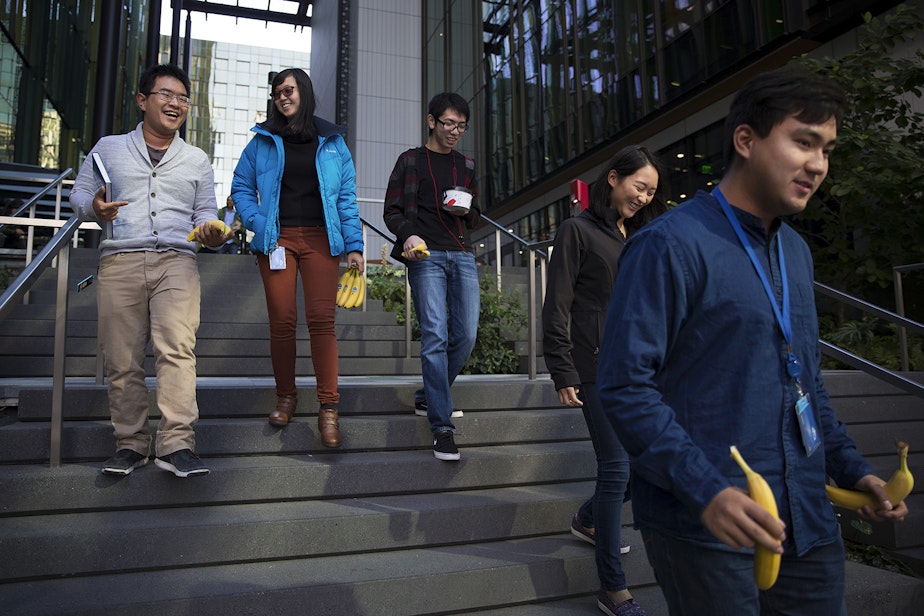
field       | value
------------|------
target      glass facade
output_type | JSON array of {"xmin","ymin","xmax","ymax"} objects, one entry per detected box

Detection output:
[
  {"xmin": 480, "ymin": 0, "xmax": 785, "ymax": 207},
  {"xmin": 0, "ymin": 0, "xmax": 149, "ymax": 170},
  {"xmin": 158, "ymin": 36, "xmax": 311, "ymax": 203}
]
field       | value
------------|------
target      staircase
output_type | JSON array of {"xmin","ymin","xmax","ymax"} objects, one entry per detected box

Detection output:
[{"xmin": 1, "ymin": 249, "xmax": 922, "ymax": 615}]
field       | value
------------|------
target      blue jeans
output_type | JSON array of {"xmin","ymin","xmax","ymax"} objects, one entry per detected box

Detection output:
[
  {"xmin": 642, "ymin": 527, "xmax": 847, "ymax": 615},
  {"xmin": 575, "ymin": 383, "xmax": 630, "ymax": 591},
  {"xmin": 407, "ymin": 250, "xmax": 480, "ymax": 434}
]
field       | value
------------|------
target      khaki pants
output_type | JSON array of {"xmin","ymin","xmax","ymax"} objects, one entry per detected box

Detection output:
[{"xmin": 97, "ymin": 251, "xmax": 200, "ymax": 456}]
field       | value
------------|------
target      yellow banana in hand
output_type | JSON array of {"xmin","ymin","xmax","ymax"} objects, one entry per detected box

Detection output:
[
  {"xmin": 825, "ymin": 440, "xmax": 913, "ymax": 510},
  {"xmin": 186, "ymin": 219, "xmax": 233, "ymax": 242},
  {"xmin": 352, "ymin": 270, "xmax": 366, "ymax": 308},
  {"xmin": 401, "ymin": 242, "xmax": 430, "ymax": 259},
  {"xmin": 336, "ymin": 268, "xmax": 355, "ymax": 306},
  {"xmin": 343, "ymin": 269, "xmax": 362, "ymax": 309},
  {"xmin": 730, "ymin": 445, "xmax": 781, "ymax": 590}
]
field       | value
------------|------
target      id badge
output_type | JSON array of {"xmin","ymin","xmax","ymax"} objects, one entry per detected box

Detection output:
[
  {"xmin": 269, "ymin": 245, "xmax": 286, "ymax": 270},
  {"xmin": 795, "ymin": 393, "xmax": 820, "ymax": 456}
]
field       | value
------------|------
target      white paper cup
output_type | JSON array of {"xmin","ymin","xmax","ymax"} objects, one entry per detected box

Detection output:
[{"xmin": 442, "ymin": 186, "xmax": 472, "ymax": 212}]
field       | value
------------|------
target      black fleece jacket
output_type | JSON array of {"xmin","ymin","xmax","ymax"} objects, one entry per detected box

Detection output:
[{"xmin": 542, "ymin": 205, "xmax": 626, "ymax": 390}]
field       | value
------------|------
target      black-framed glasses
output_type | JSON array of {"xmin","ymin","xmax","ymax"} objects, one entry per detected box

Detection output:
[
  {"xmin": 146, "ymin": 89, "xmax": 191, "ymax": 107},
  {"xmin": 436, "ymin": 118, "xmax": 468, "ymax": 133},
  {"xmin": 271, "ymin": 85, "xmax": 296, "ymax": 100}
]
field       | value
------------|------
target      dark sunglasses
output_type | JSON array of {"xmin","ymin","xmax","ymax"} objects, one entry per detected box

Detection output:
[{"xmin": 271, "ymin": 85, "xmax": 296, "ymax": 100}]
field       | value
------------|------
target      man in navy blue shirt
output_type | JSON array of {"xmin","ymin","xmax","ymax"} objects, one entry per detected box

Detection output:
[{"xmin": 597, "ymin": 65, "xmax": 909, "ymax": 615}]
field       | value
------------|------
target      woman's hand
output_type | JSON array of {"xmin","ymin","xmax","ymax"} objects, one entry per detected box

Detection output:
[
  {"xmin": 347, "ymin": 251, "xmax": 365, "ymax": 273},
  {"xmin": 557, "ymin": 386, "xmax": 583, "ymax": 407}
]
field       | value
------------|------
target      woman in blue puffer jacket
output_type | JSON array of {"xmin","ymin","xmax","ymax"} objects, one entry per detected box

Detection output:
[{"xmin": 232, "ymin": 68, "xmax": 363, "ymax": 449}]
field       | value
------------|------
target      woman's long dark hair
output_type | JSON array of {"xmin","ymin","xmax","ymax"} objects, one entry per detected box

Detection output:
[
  {"xmin": 262, "ymin": 68, "xmax": 317, "ymax": 139},
  {"xmin": 588, "ymin": 145, "xmax": 668, "ymax": 236}
]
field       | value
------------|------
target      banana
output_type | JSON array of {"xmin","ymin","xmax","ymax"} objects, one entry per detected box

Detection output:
[
  {"xmin": 343, "ymin": 269, "xmax": 361, "ymax": 309},
  {"xmin": 401, "ymin": 242, "xmax": 430, "ymax": 259},
  {"xmin": 352, "ymin": 271, "xmax": 366, "ymax": 308},
  {"xmin": 186, "ymin": 219, "xmax": 233, "ymax": 242},
  {"xmin": 336, "ymin": 268, "xmax": 354, "ymax": 306},
  {"xmin": 825, "ymin": 440, "xmax": 913, "ymax": 510},
  {"xmin": 730, "ymin": 445, "xmax": 781, "ymax": 590}
]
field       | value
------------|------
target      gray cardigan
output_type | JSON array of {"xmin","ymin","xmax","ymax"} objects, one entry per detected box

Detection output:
[{"xmin": 71, "ymin": 123, "xmax": 218, "ymax": 258}]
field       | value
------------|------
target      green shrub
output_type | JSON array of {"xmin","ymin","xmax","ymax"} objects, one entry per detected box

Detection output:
[
  {"xmin": 819, "ymin": 315, "xmax": 924, "ymax": 371},
  {"xmin": 463, "ymin": 275, "xmax": 527, "ymax": 375}
]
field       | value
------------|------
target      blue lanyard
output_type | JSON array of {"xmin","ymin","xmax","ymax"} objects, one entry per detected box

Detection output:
[{"xmin": 713, "ymin": 188, "xmax": 802, "ymax": 379}]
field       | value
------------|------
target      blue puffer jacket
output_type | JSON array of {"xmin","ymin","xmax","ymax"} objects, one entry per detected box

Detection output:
[{"xmin": 231, "ymin": 117, "xmax": 363, "ymax": 256}]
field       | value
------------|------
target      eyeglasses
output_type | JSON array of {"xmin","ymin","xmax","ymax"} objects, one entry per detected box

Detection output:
[
  {"xmin": 436, "ymin": 118, "xmax": 468, "ymax": 133},
  {"xmin": 272, "ymin": 85, "xmax": 296, "ymax": 100},
  {"xmin": 146, "ymin": 89, "xmax": 191, "ymax": 107}
]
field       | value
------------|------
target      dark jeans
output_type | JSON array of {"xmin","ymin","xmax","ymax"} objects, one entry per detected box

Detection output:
[
  {"xmin": 576, "ymin": 382, "xmax": 630, "ymax": 591},
  {"xmin": 642, "ymin": 526, "xmax": 847, "ymax": 615}
]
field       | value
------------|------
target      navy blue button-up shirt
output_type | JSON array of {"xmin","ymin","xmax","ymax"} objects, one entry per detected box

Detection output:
[{"xmin": 598, "ymin": 190, "xmax": 873, "ymax": 556}]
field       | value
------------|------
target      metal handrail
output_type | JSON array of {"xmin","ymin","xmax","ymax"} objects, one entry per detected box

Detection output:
[
  {"xmin": 0, "ymin": 211, "xmax": 79, "ymax": 468},
  {"xmin": 0, "ymin": 168, "xmax": 76, "ymax": 276},
  {"xmin": 814, "ymin": 281, "xmax": 924, "ymax": 398}
]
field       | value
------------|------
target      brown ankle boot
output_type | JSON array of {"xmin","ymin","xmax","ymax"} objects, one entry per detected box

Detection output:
[
  {"xmin": 269, "ymin": 394, "xmax": 297, "ymax": 426},
  {"xmin": 318, "ymin": 407, "xmax": 342, "ymax": 448}
]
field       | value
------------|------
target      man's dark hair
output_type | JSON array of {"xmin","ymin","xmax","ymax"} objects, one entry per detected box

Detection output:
[
  {"xmin": 589, "ymin": 145, "xmax": 668, "ymax": 235},
  {"xmin": 263, "ymin": 68, "xmax": 317, "ymax": 139},
  {"xmin": 427, "ymin": 92, "xmax": 470, "ymax": 134},
  {"xmin": 138, "ymin": 64, "xmax": 191, "ymax": 97},
  {"xmin": 723, "ymin": 65, "xmax": 846, "ymax": 165}
]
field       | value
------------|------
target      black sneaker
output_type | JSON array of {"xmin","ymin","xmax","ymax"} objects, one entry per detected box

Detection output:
[
  {"xmin": 154, "ymin": 449, "xmax": 210, "ymax": 477},
  {"xmin": 415, "ymin": 400, "xmax": 463, "ymax": 418},
  {"xmin": 101, "ymin": 449, "xmax": 148, "ymax": 476},
  {"xmin": 433, "ymin": 430, "xmax": 461, "ymax": 461}
]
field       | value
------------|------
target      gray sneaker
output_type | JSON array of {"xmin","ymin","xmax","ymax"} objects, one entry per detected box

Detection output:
[
  {"xmin": 155, "ymin": 449, "xmax": 210, "ymax": 477},
  {"xmin": 101, "ymin": 449, "xmax": 148, "ymax": 476}
]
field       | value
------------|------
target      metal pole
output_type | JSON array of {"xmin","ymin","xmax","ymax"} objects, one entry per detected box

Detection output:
[
  {"xmin": 50, "ymin": 242, "xmax": 71, "ymax": 467},
  {"xmin": 494, "ymin": 229, "xmax": 501, "ymax": 291},
  {"xmin": 527, "ymin": 249, "xmax": 536, "ymax": 380},
  {"xmin": 894, "ymin": 267, "xmax": 909, "ymax": 372},
  {"xmin": 170, "ymin": 1, "xmax": 182, "ymax": 65},
  {"xmin": 145, "ymin": 0, "xmax": 163, "ymax": 67}
]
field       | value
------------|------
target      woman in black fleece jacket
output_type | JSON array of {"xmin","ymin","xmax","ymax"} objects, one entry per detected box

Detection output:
[{"xmin": 542, "ymin": 145, "xmax": 668, "ymax": 616}]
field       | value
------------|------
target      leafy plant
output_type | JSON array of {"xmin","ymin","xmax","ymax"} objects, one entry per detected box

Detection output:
[
  {"xmin": 463, "ymin": 274, "xmax": 527, "ymax": 375},
  {"xmin": 794, "ymin": 3, "xmax": 924, "ymax": 312},
  {"xmin": 819, "ymin": 315, "xmax": 924, "ymax": 370}
]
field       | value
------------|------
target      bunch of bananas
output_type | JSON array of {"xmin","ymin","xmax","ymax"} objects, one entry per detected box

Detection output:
[
  {"xmin": 825, "ymin": 440, "xmax": 914, "ymax": 510},
  {"xmin": 186, "ymin": 219, "xmax": 233, "ymax": 242},
  {"xmin": 401, "ymin": 242, "xmax": 430, "ymax": 259},
  {"xmin": 730, "ymin": 445, "xmax": 781, "ymax": 590},
  {"xmin": 336, "ymin": 266, "xmax": 365, "ymax": 309}
]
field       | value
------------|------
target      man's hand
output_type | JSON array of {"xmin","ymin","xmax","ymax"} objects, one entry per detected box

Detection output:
[
  {"xmin": 852, "ymin": 474, "xmax": 909, "ymax": 522},
  {"xmin": 556, "ymin": 386, "xmax": 582, "ymax": 407},
  {"xmin": 91, "ymin": 186, "xmax": 128, "ymax": 222},
  {"xmin": 403, "ymin": 235, "xmax": 428, "ymax": 261},
  {"xmin": 701, "ymin": 486, "xmax": 786, "ymax": 553},
  {"xmin": 192, "ymin": 221, "xmax": 233, "ymax": 248}
]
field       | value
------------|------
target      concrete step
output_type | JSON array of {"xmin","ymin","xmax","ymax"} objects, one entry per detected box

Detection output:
[
  {"xmin": 0, "ymin": 481, "xmax": 598, "ymax": 579},
  {"xmin": 0, "ymin": 443, "xmax": 595, "ymax": 515},
  {"xmin": 0, "ymin": 408, "xmax": 591, "ymax": 462},
  {"xmin": 0, "ymin": 535, "xmax": 651, "ymax": 616}
]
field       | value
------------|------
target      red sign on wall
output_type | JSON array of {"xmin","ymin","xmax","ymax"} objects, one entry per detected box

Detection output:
[{"xmin": 570, "ymin": 178, "xmax": 589, "ymax": 215}]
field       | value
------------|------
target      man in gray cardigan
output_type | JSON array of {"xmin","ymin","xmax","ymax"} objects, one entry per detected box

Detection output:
[{"xmin": 71, "ymin": 64, "xmax": 230, "ymax": 478}]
